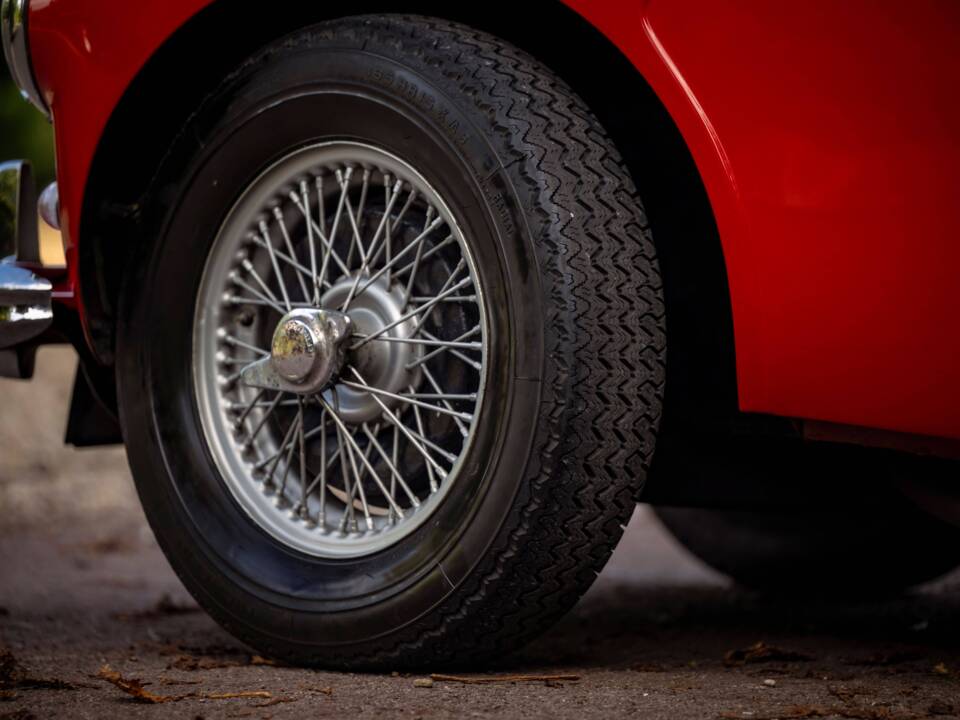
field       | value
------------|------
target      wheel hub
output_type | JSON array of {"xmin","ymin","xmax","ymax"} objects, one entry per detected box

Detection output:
[
  {"xmin": 322, "ymin": 274, "xmax": 422, "ymax": 424},
  {"xmin": 239, "ymin": 308, "xmax": 352, "ymax": 394}
]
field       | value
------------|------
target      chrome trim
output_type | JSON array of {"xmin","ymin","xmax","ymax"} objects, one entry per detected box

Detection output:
[
  {"xmin": 0, "ymin": 257, "xmax": 52, "ymax": 350},
  {"xmin": 0, "ymin": 161, "xmax": 50, "ymax": 351},
  {"xmin": 38, "ymin": 181, "xmax": 58, "ymax": 230},
  {"xmin": 1, "ymin": 0, "xmax": 49, "ymax": 118}
]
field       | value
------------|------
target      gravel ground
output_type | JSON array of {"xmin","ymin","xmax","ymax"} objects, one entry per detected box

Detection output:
[{"xmin": 1, "ymin": 347, "xmax": 959, "ymax": 719}]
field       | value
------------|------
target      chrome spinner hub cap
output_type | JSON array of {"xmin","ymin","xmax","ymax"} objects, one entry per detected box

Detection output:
[{"xmin": 240, "ymin": 308, "xmax": 352, "ymax": 394}]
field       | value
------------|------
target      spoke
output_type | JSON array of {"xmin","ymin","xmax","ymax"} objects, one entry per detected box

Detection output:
[
  {"xmin": 397, "ymin": 392, "xmax": 478, "ymax": 401},
  {"xmin": 227, "ymin": 397, "xmax": 300, "ymax": 409},
  {"xmin": 337, "ymin": 168, "xmax": 368, "ymax": 272},
  {"xmin": 316, "ymin": 175, "xmax": 326, "ymax": 237},
  {"xmin": 347, "ymin": 168, "xmax": 371, "ymax": 269},
  {"xmin": 339, "ymin": 380, "xmax": 473, "ymax": 423},
  {"xmin": 295, "ymin": 396, "xmax": 307, "ymax": 516},
  {"xmin": 420, "ymin": 364, "xmax": 471, "ymax": 438},
  {"xmin": 421, "ymin": 328, "xmax": 483, "ymax": 370},
  {"xmin": 237, "ymin": 259, "xmax": 283, "ymax": 311},
  {"xmin": 405, "ymin": 325, "xmax": 482, "ymax": 370},
  {"xmin": 403, "ymin": 207, "xmax": 434, "ymax": 305},
  {"xmin": 258, "ymin": 221, "xmax": 291, "ymax": 311},
  {"xmin": 352, "ymin": 334, "xmax": 482, "ymax": 351},
  {"xmin": 316, "ymin": 411, "xmax": 328, "ymax": 525},
  {"xmin": 220, "ymin": 332, "xmax": 269, "ymax": 357},
  {"xmin": 250, "ymin": 236, "xmax": 330, "ymax": 294},
  {"xmin": 410, "ymin": 259, "xmax": 466, "ymax": 334},
  {"xmin": 392, "ymin": 235, "xmax": 456, "ymax": 280},
  {"xmin": 254, "ymin": 417, "xmax": 329, "ymax": 469},
  {"xmin": 227, "ymin": 296, "xmax": 314, "ymax": 311},
  {"xmin": 333, "ymin": 419, "xmax": 358, "ymax": 531},
  {"xmin": 384, "ymin": 176, "xmax": 394, "ymax": 284},
  {"xmin": 273, "ymin": 207, "xmax": 311, "ymax": 302},
  {"xmin": 264, "ymin": 411, "xmax": 301, "ymax": 488},
  {"xmin": 341, "ymin": 177, "xmax": 405, "ymax": 311},
  {"xmin": 300, "ymin": 181, "xmax": 320, "ymax": 305},
  {"xmin": 317, "ymin": 394, "xmax": 406, "ymax": 519},
  {"xmin": 409, "ymin": 387, "xmax": 437, "ymax": 493},
  {"xmin": 337, "ymin": 420, "xmax": 372, "ymax": 532},
  {"xmin": 231, "ymin": 388, "xmax": 265, "ymax": 428},
  {"xmin": 375, "ymin": 186, "xmax": 418, "ymax": 284},
  {"xmin": 361, "ymin": 423, "xmax": 420, "ymax": 508},
  {"xmin": 354, "ymin": 217, "xmax": 446, "ymax": 300},
  {"xmin": 408, "ymin": 295, "xmax": 478, "ymax": 304},
  {"xmin": 351, "ymin": 276, "xmax": 473, "ymax": 350},
  {"xmin": 390, "ymin": 424, "xmax": 399, "ymax": 523},
  {"xmin": 334, "ymin": 422, "xmax": 385, "ymax": 530},
  {"xmin": 244, "ymin": 391, "xmax": 284, "ymax": 447},
  {"xmin": 345, "ymin": 366, "xmax": 451, "ymax": 476},
  {"xmin": 289, "ymin": 191, "xmax": 351, "ymax": 279}
]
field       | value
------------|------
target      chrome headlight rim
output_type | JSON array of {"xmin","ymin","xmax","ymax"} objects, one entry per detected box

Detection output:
[{"xmin": 1, "ymin": 0, "xmax": 49, "ymax": 119}]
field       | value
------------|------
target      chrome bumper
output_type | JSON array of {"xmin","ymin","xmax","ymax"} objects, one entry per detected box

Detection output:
[{"xmin": 0, "ymin": 160, "xmax": 53, "ymax": 377}]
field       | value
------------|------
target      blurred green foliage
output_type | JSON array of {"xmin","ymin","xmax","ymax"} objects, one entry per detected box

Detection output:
[{"xmin": 1, "ymin": 58, "xmax": 54, "ymax": 188}]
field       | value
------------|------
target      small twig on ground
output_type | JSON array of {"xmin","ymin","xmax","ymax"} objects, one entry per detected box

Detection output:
[
  {"xmin": 429, "ymin": 673, "xmax": 580, "ymax": 685},
  {"xmin": 96, "ymin": 666, "xmax": 272, "ymax": 704}
]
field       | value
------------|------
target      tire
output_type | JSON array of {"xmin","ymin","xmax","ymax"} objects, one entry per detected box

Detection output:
[
  {"xmin": 116, "ymin": 15, "xmax": 665, "ymax": 668},
  {"xmin": 656, "ymin": 503, "xmax": 960, "ymax": 593}
]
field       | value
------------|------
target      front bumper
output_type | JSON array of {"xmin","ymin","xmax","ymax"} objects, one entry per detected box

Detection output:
[{"xmin": 0, "ymin": 160, "xmax": 53, "ymax": 376}]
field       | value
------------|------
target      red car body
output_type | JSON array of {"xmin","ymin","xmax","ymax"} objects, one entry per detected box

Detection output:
[{"xmin": 26, "ymin": 0, "xmax": 960, "ymax": 443}]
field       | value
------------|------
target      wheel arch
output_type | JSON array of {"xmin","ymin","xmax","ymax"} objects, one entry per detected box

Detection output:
[{"xmin": 78, "ymin": 0, "xmax": 737, "ymax": 426}]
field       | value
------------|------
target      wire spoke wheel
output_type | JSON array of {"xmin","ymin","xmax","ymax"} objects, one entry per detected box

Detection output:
[
  {"xmin": 194, "ymin": 142, "xmax": 488, "ymax": 557},
  {"xmin": 119, "ymin": 16, "xmax": 664, "ymax": 668}
]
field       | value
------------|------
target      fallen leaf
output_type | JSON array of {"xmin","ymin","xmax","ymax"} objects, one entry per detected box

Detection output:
[
  {"xmin": 932, "ymin": 663, "xmax": 949, "ymax": 676},
  {"xmin": 724, "ymin": 642, "xmax": 813, "ymax": 667},
  {"xmin": 97, "ymin": 666, "xmax": 272, "ymax": 704},
  {"xmin": 249, "ymin": 655, "xmax": 280, "ymax": 667},
  {"xmin": 97, "ymin": 666, "xmax": 185, "ymax": 703},
  {"xmin": 205, "ymin": 691, "xmax": 272, "ymax": 700},
  {"xmin": 0, "ymin": 691, "xmax": 16, "ymax": 701},
  {"xmin": 254, "ymin": 696, "xmax": 298, "ymax": 707},
  {"xmin": 430, "ymin": 673, "xmax": 580, "ymax": 685},
  {"xmin": 413, "ymin": 678, "xmax": 434, "ymax": 688}
]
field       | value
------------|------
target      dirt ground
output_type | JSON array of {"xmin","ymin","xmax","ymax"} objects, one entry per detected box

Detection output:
[{"xmin": 1, "ymin": 347, "xmax": 959, "ymax": 719}]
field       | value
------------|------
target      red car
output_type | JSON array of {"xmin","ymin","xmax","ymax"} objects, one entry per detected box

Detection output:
[{"xmin": 2, "ymin": 0, "xmax": 958, "ymax": 667}]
